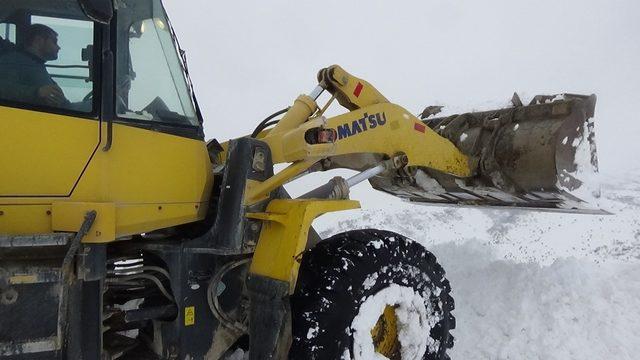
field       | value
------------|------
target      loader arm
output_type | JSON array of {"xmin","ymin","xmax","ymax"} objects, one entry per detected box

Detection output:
[
  {"xmin": 246, "ymin": 65, "xmax": 473, "ymax": 204},
  {"xmin": 316, "ymin": 64, "xmax": 390, "ymax": 110},
  {"xmin": 246, "ymin": 65, "xmax": 599, "ymax": 214}
]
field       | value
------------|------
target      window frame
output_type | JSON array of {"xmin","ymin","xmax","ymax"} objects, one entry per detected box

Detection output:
[
  {"xmin": 111, "ymin": 2, "xmax": 204, "ymax": 141},
  {"xmin": 0, "ymin": 9, "xmax": 102, "ymax": 120}
]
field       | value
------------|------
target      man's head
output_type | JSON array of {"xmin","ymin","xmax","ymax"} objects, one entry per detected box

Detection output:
[{"xmin": 24, "ymin": 24, "xmax": 59, "ymax": 61}]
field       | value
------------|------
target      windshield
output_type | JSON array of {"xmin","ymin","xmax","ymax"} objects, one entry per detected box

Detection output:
[{"xmin": 115, "ymin": 0, "xmax": 198, "ymax": 126}]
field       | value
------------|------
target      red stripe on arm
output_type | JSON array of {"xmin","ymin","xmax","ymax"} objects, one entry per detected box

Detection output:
[{"xmin": 353, "ymin": 82, "xmax": 364, "ymax": 97}]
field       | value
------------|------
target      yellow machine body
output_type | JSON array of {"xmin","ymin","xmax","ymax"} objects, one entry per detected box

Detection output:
[{"xmin": 0, "ymin": 106, "xmax": 213, "ymax": 242}]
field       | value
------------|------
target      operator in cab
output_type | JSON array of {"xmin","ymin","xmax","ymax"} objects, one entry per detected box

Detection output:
[
  {"xmin": 0, "ymin": 36, "xmax": 14, "ymax": 54},
  {"xmin": 0, "ymin": 24, "xmax": 69, "ymax": 108}
]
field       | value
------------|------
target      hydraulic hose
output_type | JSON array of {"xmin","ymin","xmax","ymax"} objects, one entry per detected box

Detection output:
[{"xmin": 250, "ymin": 107, "xmax": 290, "ymax": 138}]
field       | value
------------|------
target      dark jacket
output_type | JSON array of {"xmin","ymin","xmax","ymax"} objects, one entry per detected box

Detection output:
[
  {"xmin": 0, "ymin": 37, "xmax": 15, "ymax": 54},
  {"xmin": 0, "ymin": 48, "xmax": 57, "ymax": 106}
]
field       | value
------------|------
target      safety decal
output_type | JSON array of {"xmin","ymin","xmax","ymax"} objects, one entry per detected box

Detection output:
[
  {"xmin": 414, "ymin": 122, "xmax": 426, "ymax": 133},
  {"xmin": 185, "ymin": 306, "xmax": 195, "ymax": 326},
  {"xmin": 353, "ymin": 82, "xmax": 364, "ymax": 97}
]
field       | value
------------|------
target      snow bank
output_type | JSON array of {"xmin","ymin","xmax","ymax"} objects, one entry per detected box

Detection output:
[
  {"xmin": 312, "ymin": 171, "xmax": 640, "ymax": 359},
  {"xmin": 229, "ymin": 242, "xmax": 640, "ymax": 360},
  {"xmin": 433, "ymin": 241, "xmax": 640, "ymax": 359},
  {"xmin": 317, "ymin": 171, "xmax": 640, "ymax": 265}
]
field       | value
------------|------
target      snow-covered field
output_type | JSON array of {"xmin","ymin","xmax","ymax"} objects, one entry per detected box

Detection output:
[
  {"xmin": 312, "ymin": 170, "xmax": 640, "ymax": 359},
  {"xmin": 226, "ymin": 170, "xmax": 639, "ymax": 359}
]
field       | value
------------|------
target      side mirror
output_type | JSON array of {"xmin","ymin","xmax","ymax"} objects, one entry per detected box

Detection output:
[{"xmin": 78, "ymin": 0, "xmax": 113, "ymax": 24}]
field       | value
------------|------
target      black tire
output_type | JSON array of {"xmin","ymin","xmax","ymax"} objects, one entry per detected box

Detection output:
[{"xmin": 290, "ymin": 229, "xmax": 455, "ymax": 360}]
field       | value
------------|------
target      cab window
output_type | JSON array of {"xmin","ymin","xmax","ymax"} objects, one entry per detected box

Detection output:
[
  {"xmin": 1, "ymin": 23, "xmax": 16, "ymax": 44},
  {"xmin": 0, "ymin": 2, "xmax": 96, "ymax": 114},
  {"xmin": 115, "ymin": 0, "xmax": 199, "ymax": 126}
]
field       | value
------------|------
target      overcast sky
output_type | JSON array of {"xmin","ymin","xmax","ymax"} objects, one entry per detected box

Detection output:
[{"xmin": 163, "ymin": 0, "xmax": 640, "ymax": 207}]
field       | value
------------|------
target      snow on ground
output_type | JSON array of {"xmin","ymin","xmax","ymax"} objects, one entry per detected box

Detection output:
[
  {"xmin": 225, "ymin": 349, "xmax": 248, "ymax": 360},
  {"xmin": 226, "ymin": 171, "xmax": 640, "ymax": 359},
  {"xmin": 317, "ymin": 171, "xmax": 640, "ymax": 265},
  {"xmin": 435, "ymin": 242, "xmax": 640, "ymax": 359},
  {"xmin": 311, "ymin": 170, "xmax": 640, "ymax": 359}
]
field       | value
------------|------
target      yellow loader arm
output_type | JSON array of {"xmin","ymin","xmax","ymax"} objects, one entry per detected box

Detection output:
[
  {"xmin": 246, "ymin": 65, "xmax": 472, "ymax": 203},
  {"xmin": 246, "ymin": 65, "xmax": 599, "ymax": 213},
  {"xmin": 259, "ymin": 65, "xmax": 469, "ymax": 174}
]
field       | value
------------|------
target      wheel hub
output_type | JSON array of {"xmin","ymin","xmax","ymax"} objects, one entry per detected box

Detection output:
[{"xmin": 371, "ymin": 305, "xmax": 401, "ymax": 360}]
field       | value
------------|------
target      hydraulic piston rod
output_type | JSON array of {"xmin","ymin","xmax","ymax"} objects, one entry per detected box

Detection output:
[
  {"xmin": 346, "ymin": 163, "xmax": 387, "ymax": 188},
  {"xmin": 299, "ymin": 157, "xmax": 402, "ymax": 200}
]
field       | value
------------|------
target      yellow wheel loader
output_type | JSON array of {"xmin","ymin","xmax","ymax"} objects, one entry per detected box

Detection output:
[{"xmin": 0, "ymin": 1, "xmax": 598, "ymax": 359}]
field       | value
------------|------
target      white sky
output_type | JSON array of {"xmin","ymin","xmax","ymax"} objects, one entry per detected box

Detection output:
[{"xmin": 164, "ymin": 0, "xmax": 640, "ymax": 190}]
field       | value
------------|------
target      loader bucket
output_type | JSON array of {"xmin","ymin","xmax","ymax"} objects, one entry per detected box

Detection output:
[{"xmin": 369, "ymin": 94, "xmax": 602, "ymax": 213}]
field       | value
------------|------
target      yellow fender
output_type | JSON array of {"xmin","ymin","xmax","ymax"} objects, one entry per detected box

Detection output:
[{"xmin": 247, "ymin": 199, "xmax": 360, "ymax": 293}]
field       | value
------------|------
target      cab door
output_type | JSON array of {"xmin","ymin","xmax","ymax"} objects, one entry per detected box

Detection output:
[{"xmin": 0, "ymin": 4, "xmax": 100, "ymax": 197}]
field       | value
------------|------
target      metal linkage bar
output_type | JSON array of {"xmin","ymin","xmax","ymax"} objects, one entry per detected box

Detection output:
[
  {"xmin": 346, "ymin": 163, "xmax": 387, "ymax": 188},
  {"xmin": 299, "ymin": 157, "xmax": 403, "ymax": 200}
]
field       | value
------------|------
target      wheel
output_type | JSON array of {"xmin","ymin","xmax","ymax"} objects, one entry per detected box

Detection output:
[{"xmin": 290, "ymin": 229, "xmax": 455, "ymax": 360}]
